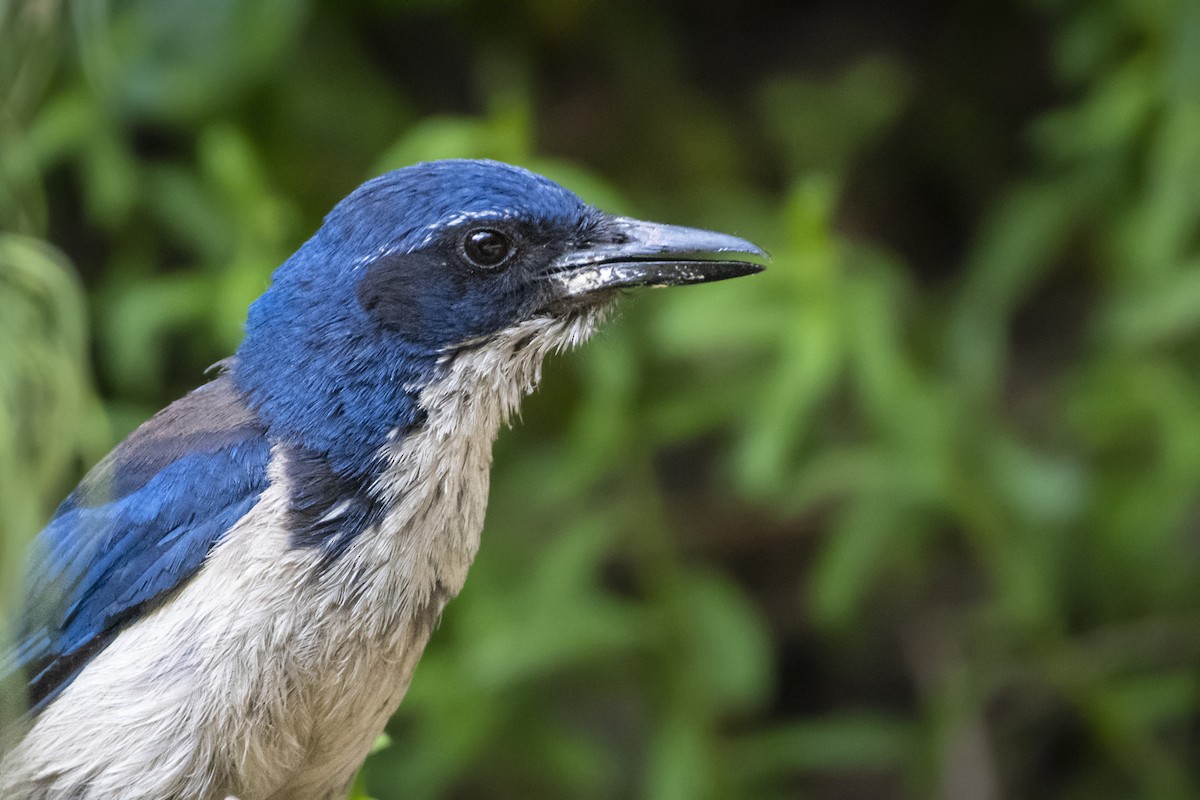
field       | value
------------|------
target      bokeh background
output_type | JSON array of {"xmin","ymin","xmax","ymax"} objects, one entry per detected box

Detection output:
[{"xmin": 4, "ymin": 0, "xmax": 1200, "ymax": 798}]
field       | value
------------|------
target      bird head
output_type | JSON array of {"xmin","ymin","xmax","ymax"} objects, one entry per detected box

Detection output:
[{"xmin": 233, "ymin": 159, "xmax": 764, "ymax": 476}]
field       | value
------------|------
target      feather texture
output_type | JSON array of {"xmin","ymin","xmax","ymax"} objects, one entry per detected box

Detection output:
[{"xmin": 13, "ymin": 373, "xmax": 270, "ymax": 712}]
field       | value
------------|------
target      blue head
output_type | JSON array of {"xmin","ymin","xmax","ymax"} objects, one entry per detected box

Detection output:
[{"xmin": 232, "ymin": 159, "xmax": 763, "ymax": 478}]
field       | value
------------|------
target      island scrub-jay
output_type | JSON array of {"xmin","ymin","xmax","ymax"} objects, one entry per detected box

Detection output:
[{"xmin": 0, "ymin": 159, "xmax": 763, "ymax": 800}]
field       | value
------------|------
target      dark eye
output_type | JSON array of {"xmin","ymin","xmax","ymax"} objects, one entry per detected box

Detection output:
[{"xmin": 461, "ymin": 228, "xmax": 515, "ymax": 270}]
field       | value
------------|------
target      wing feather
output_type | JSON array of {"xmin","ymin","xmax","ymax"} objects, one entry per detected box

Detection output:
[{"xmin": 12, "ymin": 373, "xmax": 271, "ymax": 713}]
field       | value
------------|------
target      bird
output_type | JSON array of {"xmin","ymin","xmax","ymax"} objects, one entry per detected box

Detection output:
[{"xmin": 0, "ymin": 158, "xmax": 764, "ymax": 800}]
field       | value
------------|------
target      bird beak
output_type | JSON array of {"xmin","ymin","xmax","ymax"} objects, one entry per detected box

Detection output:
[{"xmin": 541, "ymin": 215, "xmax": 767, "ymax": 307}]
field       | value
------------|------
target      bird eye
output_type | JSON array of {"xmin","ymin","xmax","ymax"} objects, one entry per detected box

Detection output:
[{"xmin": 461, "ymin": 228, "xmax": 515, "ymax": 270}]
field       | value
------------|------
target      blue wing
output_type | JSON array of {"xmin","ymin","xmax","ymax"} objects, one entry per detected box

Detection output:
[{"xmin": 12, "ymin": 373, "xmax": 271, "ymax": 714}]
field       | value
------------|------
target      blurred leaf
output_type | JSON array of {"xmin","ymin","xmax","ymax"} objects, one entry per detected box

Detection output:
[
  {"xmin": 373, "ymin": 101, "xmax": 532, "ymax": 173},
  {"xmin": 674, "ymin": 570, "xmax": 774, "ymax": 715},
  {"xmin": 102, "ymin": 0, "xmax": 312, "ymax": 121},
  {"xmin": 725, "ymin": 713, "xmax": 913, "ymax": 782},
  {"xmin": 0, "ymin": 234, "xmax": 102, "ymax": 722},
  {"xmin": 459, "ymin": 518, "xmax": 645, "ymax": 687},
  {"xmin": 758, "ymin": 55, "xmax": 912, "ymax": 175}
]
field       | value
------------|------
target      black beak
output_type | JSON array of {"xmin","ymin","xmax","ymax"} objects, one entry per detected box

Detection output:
[{"xmin": 542, "ymin": 215, "xmax": 767, "ymax": 306}]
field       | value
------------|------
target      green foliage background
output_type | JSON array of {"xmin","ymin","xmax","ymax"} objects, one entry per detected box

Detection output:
[{"xmin": 4, "ymin": 0, "xmax": 1200, "ymax": 797}]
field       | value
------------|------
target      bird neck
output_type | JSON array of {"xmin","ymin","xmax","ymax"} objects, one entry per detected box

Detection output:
[
  {"xmin": 231, "ymin": 241, "xmax": 451, "ymax": 482},
  {"xmin": 233, "ymin": 298, "xmax": 605, "ymax": 486}
]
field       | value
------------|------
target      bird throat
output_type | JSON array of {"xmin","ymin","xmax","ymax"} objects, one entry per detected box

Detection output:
[{"xmin": 298, "ymin": 307, "xmax": 609, "ymax": 614}]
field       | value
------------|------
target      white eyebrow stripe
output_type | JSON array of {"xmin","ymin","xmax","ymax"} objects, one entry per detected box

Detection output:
[
  {"xmin": 353, "ymin": 210, "xmax": 516, "ymax": 270},
  {"xmin": 353, "ymin": 244, "xmax": 400, "ymax": 270},
  {"xmin": 416, "ymin": 210, "xmax": 511, "ymax": 248}
]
